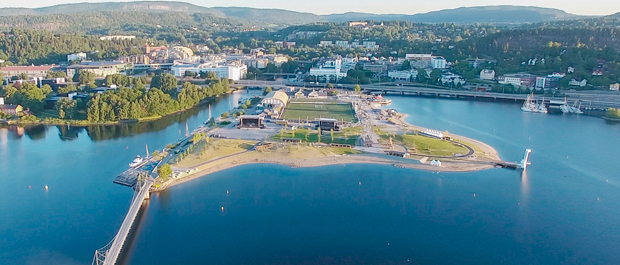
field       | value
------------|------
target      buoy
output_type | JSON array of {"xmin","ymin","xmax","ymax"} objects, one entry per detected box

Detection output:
[
  {"xmin": 473, "ymin": 193, "xmax": 476, "ymax": 198},
  {"xmin": 28, "ymin": 186, "xmax": 32, "ymax": 189},
  {"xmin": 45, "ymin": 185, "xmax": 49, "ymax": 190},
  {"xmin": 358, "ymin": 181, "xmax": 362, "ymax": 186},
  {"xmin": 226, "ymin": 190, "xmax": 229, "ymax": 195},
  {"xmin": 597, "ymin": 197, "xmax": 600, "ymax": 201},
  {"xmin": 221, "ymin": 206, "xmax": 224, "ymax": 212},
  {"xmin": 126, "ymin": 146, "xmax": 129, "ymax": 149},
  {"xmin": 387, "ymin": 243, "xmax": 390, "ymax": 246}
]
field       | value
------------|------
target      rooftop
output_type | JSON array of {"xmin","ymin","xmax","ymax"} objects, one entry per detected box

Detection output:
[{"xmin": 1, "ymin": 65, "xmax": 54, "ymax": 71}]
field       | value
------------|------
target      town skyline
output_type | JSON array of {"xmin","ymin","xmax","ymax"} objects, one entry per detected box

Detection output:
[{"xmin": 1, "ymin": 0, "xmax": 618, "ymax": 16}]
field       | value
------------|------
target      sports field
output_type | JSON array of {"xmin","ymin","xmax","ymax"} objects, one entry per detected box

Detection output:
[{"xmin": 282, "ymin": 102, "xmax": 356, "ymax": 122}]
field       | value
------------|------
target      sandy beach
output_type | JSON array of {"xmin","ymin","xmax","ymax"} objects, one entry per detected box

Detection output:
[{"xmin": 154, "ymin": 143, "xmax": 500, "ymax": 191}]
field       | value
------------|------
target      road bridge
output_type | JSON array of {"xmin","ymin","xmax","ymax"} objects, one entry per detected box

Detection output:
[
  {"xmin": 232, "ymin": 81, "xmax": 620, "ymax": 109},
  {"xmin": 92, "ymin": 176, "xmax": 153, "ymax": 265}
]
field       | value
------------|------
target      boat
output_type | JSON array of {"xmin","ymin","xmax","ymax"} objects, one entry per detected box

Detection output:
[
  {"xmin": 379, "ymin": 99, "xmax": 392, "ymax": 105},
  {"xmin": 521, "ymin": 94, "xmax": 537, "ymax": 112},
  {"xmin": 533, "ymin": 97, "xmax": 548, "ymax": 114},
  {"xmin": 559, "ymin": 98, "xmax": 571, "ymax": 114},
  {"xmin": 570, "ymin": 101, "xmax": 583, "ymax": 114},
  {"xmin": 129, "ymin": 155, "xmax": 144, "ymax": 168}
]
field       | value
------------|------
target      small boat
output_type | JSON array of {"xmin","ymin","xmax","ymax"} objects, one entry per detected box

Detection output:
[
  {"xmin": 129, "ymin": 155, "xmax": 144, "ymax": 168},
  {"xmin": 570, "ymin": 101, "xmax": 583, "ymax": 114},
  {"xmin": 379, "ymin": 99, "xmax": 392, "ymax": 105},
  {"xmin": 521, "ymin": 93, "xmax": 536, "ymax": 112},
  {"xmin": 559, "ymin": 98, "xmax": 571, "ymax": 114}
]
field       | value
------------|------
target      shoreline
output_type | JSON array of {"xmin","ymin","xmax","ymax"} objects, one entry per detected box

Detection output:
[{"xmin": 155, "ymin": 148, "xmax": 499, "ymax": 192}]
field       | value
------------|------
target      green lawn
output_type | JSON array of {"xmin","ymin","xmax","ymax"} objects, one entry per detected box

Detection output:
[
  {"xmin": 272, "ymin": 128, "xmax": 359, "ymax": 146},
  {"xmin": 282, "ymin": 102, "xmax": 356, "ymax": 122},
  {"xmin": 396, "ymin": 134, "xmax": 469, "ymax": 157}
]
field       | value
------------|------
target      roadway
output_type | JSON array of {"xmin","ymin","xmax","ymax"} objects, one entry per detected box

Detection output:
[{"xmin": 233, "ymin": 80, "xmax": 620, "ymax": 109}]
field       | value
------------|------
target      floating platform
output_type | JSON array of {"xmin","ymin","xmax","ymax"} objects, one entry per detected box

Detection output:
[{"xmin": 114, "ymin": 169, "xmax": 141, "ymax": 187}]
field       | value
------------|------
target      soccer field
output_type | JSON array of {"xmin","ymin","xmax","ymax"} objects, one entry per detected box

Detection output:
[{"xmin": 282, "ymin": 102, "xmax": 356, "ymax": 122}]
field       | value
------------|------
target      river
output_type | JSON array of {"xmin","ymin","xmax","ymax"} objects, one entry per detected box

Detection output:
[{"xmin": 1, "ymin": 92, "xmax": 619, "ymax": 264}]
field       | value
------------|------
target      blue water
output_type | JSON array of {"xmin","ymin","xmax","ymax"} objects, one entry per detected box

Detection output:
[{"xmin": 2, "ymin": 93, "xmax": 620, "ymax": 264}]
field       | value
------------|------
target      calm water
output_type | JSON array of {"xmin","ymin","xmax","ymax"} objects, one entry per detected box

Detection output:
[{"xmin": 2, "ymin": 93, "xmax": 620, "ymax": 264}]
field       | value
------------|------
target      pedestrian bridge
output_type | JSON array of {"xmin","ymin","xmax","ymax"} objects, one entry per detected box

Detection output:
[{"xmin": 92, "ymin": 176, "xmax": 153, "ymax": 265}]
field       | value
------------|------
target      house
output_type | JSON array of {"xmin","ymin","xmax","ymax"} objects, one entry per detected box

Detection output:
[
  {"xmin": 307, "ymin": 90, "xmax": 319, "ymax": 98},
  {"xmin": 567, "ymin": 67, "xmax": 575, "ymax": 73},
  {"xmin": 67, "ymin": 52, "xmax": 87, "ymax": 62},
  {"xmin": 0, "ymin": 98, "xmax": 23, "ymax": 116},
  {"xmin": 610, "ymin": 83, "xmax": 620, "ymax": 91},
  {"xmin": 1, "ymin": 65, "xmax": 54, "ymax": 79},
  {"xmin": 592, "ymin": 70, "xmax": 604, "ymax": 76},
  {"xmin": 294, "ymin": 90, "xmax": 305, "ymax": 98},
  {"xmin": 479, "ymin": 69, "xmax": 495, "ymax": 80},
  {"xmin": 499, "ymin": 74, "xmax": 536, "ymax": 87},
  {"xmin": 569, "ymin": 79, "xmax": 588, "ymax": 87},
  {"xmin": 440, "ymin": 73, "xmax": 466, "ymax": 86}
]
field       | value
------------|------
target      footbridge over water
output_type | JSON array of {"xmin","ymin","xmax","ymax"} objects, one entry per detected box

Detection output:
[{"xmin": 92, "ymin": 175, "xmax": 153, "ymax": 265}]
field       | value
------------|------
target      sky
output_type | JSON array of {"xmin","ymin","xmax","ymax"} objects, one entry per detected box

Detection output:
[{"xmin": 0, "ymin": 0, "xmax": 618, "ymax": 16}]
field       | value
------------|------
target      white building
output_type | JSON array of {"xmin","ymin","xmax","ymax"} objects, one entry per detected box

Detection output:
[
  {"xmin": 319, "ymin": 41, "xmax": 333, "ymax": 46},
  {"xmin": 248, "ymin": 58, "xmax": 269, "ymax": 69},
  {"xmin": 569, "ymin": 79, "xmax": 588, "ymax": 87},
  {"xmin": 405, "ymin": 54, "xmax": 433, "ymax": 61},
  {"xmin": 431, "ymin": 57, "xmax": 448, "ymax": 69},
  {"xmin": 440, "ymin": 73, "xmax": 465, "ymax": 85},
  {"xmin": 171, "ymin": 63, "xmax": 247, "ymax": 80},
  {"xmin": 309, "ymin": 59, "xmax": 347, "ymax": 79},
  {"xmin": 610, "ymin": 83, "xmax": 620, "ymax": 91},
  {"xmin": 480, "ymin": 69, "xmax": 495, "ymax": 80},
  {"xmin": 67, "ymin": 52, "xmax": 87, "ymax": 62},
  {"xmin": 499, "ymin": 76, "xmax": 523, "ymax": 87},
  {"xmin": 388, "ymin": 70, "xmax": 418, "ymax": 80}
]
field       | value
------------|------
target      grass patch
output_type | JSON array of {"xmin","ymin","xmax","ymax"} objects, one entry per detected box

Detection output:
[
  {"xmin": 374, "ymin": 127, "xmax": 469, "ymax": 157},
  {"xmin": 175, "ymin": 139, "xmax": 257, "ymax": 168},
  {"xmin": 272, "ymin": 128, "xmax": 359, "ymax": 146},
  {"xmin": 282, "ymin": 102, "xmax": 356, "ymax": 122}
]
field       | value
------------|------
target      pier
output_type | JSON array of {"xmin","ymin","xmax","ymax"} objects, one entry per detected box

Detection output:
[{"xmin": 92, "ymin": 176, "xmax": 153, "ymax": 265}]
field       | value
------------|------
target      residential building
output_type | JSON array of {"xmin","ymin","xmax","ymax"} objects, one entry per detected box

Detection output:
[
  {"xmin": 67, "ymin": 61, "xmax": 130, "ymax": 77},
  {"xmin": 349, "ymin": 21, "xmax": 368, "ymax": 27},
  {"xmin": 499, "ymin": 74, "xmax": 536, "ymax": 87},
  {"xmin": 0, "ymin": 65, "xmax": 54, "ymax": 79},
  {"xmin": 569, "ymin": 79, "xmax": 588, "ymax": 87},
  {"xmin": 0, "ymin": 98, "xmax": 23, "ymax": 116},
  {"xmin": 468, "ymin": 58, "xmax": 487, "ymax": 68},
  {"xmin": 67, "ymin": 52, "xmax": 87, "ymax": 62},
  {"xmin": 479, "ymin": 69, "xmax": 495, "ymax": 80},
  {"xmin": 592, "ymin": 70, "xmax": 604, "ymax": 76},
  {"xmin": 248, "ymin": 58, "xmax": 269, "ymax": 69},
  {"xmin": 263, "ymin": 54, "xmax": 288, "ymax": 67},
  {"xmin": 535, "ymin": 76, "xmax": 560, "ymax": 89},
  {"xmin": 431, "ymin": 57, "xmax": 448, "ymax": 69},
  {"xmin": 440, "ymin": 73, "xmax": 466, "ymax": 86},
  {"xmin": 362, "ymin": 63, "xmax": 388, "ymax": 77},
  {"xmin": 567, "ymin": 66, "xmax": 575, "ymax": 73},
  {"xmin": 388, "ymin": 69, "xmax": 418, "ymax": 80},
  {"xmin": 99, "ymin": 35, "xmax": 136, "ymax": 41},
  {"xmin": 362, "ymin": 41, "xmax": 379, "ymax": 49},
  {"xmin": 609, "ymin": 83, "xmax": 619, "ymax": 91},
  {"xmin": 319, "ymin": 41, "xmax": 333, "ymax": 47}
]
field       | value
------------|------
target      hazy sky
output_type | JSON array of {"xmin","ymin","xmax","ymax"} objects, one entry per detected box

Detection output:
[{"xmin": 1, "ymin": 0, "xmax": 618, "ymax": 16}]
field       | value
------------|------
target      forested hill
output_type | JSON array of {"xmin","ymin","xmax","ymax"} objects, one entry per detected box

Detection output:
[
  {"xmin": 0, "ymin": 2, "xmax": 594, "ymax": 26},
  {"xmin": 0, "ymin": 11, "xmax": 244, "ymax": 35}
]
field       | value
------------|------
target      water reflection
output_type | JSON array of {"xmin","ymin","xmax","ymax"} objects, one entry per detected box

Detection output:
[{"xmin": 520, "ymin": 170, "xmax": 529, "ymax": 202}]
